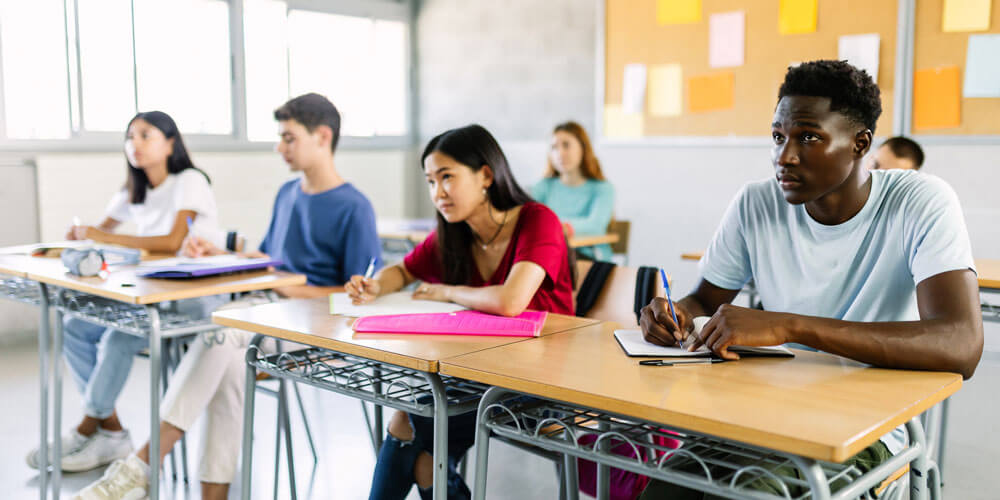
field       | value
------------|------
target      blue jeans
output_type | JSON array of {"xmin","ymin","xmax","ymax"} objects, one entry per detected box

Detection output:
[
  {"xmin": 369, "ymin": 407, "xmax": 478, "ymax": 500},
  {"xmin": 62, "ymin": 296, "xmax": 226, "ymax": 419}
]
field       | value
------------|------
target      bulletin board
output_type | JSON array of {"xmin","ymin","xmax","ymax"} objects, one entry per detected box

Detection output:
[
  {"xmin": 913, "ymin": 0, "xmax": 1000, "ymax": 135},
  {"xmin": 603, "ymin": 0, "xmax": 899, "ymax": 137}
]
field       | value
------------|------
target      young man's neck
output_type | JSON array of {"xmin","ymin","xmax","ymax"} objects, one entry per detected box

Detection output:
[
  {"xmin": 300, "ymin": 156, "xmax": 344, "ymax": 194},
  {"xmin": 805, "ymin": 164, "xmax": 872, "ymax": 226}
]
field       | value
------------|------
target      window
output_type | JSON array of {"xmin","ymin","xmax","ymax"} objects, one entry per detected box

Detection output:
[
  {"xmin": 0, "ymin": 0, "xmax": 72, "ymax": 139},
  {"xmin": 76, "ymin": 0, "xmax": 136, "ymax": 132},
  {"xmin": 245, "ymin": 4, "xmax": 409, "ymax": 140}
]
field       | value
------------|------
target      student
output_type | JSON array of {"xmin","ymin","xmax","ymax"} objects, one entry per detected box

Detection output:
[
  {"xmin": 867, "ymin": 136, "xmax": 925, "ymax": 171},
  {"xmin": 74, "ymin": 93, "xmax": 382, "ymax": 500},
  {"xmin": 638, "ymin": 60, "xmax": 983, "ymax": 499},
  {"xmin": 27, "ymin": 111, "xmax": 221, "ymax": 475},
  {"xmin": 532, "ymin": 121, "xmax": 614, "ymax": 260},
  {"xmin": 346, "ymin": 124, "xmax": 574, "ymax": 500}
]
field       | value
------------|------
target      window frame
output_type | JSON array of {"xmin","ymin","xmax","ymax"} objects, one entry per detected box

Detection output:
[{"xmin": 0, "ymin": 0, "xmax": 416, "ymax": 152}]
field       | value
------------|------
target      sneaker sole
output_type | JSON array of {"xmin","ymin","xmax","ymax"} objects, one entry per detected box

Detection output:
[{"xmin": 61, "ymin": 446, "xmax": 133, "ymax": 473}]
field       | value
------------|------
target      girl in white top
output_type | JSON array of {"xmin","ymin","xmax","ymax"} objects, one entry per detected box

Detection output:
[{"xmin": 28, "ymin": 112, "xmax": 224, "ymax": 485}]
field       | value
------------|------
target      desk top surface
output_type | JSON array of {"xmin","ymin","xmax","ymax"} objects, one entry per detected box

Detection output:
[
  {"xmin": 440, "ymin": 322, "xmax": 961, "ymax": 462},
  {"xmin": 212, "ymin": 297, "xmax": 599, "ymax": 372}
]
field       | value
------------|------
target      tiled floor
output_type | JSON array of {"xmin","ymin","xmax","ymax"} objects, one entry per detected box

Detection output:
[{"xmin": 2, "ymin": 339, "xmax": 997, "ymax": 499}]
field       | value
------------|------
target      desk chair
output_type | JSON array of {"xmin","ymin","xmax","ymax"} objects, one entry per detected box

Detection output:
[{"xmin": 607, "ymin": 219, "xmax": 631, "ymax": 266}]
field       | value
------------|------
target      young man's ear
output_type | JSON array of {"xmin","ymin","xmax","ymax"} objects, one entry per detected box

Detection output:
[
  {"xmin": 314, "ymin": 125, "xmax": 334, "ymax": 150},
  {"xmin": 854, "ymin": 129, "xmax": 873, "ymax": 158}
]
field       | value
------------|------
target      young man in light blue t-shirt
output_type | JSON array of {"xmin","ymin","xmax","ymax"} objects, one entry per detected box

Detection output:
[{"xmin": 639, "ymin": 60, "xmax": 983, "ymax": 499}]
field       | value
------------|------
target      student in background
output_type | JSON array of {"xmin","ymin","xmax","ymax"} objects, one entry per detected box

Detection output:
[
  {"xmin": 532, "ymin": 121, "xmax": 614, "ymax": 261},
  {"xmin": 867, "ymin": 136, "xmax": 925, "ymax": 171},
  {"xmin": 74, "ymin": 93, "xmax": 381, "ymax": 500},
  {"xmin": 347, "ymin": 124, "xmax": 574, "ymax": 500},
  {"xmin": 27, "ymin": 111, "xmax": 221, "ymax": 476},
  {"xmin": 638, "ymin": 60, "xmax": 982, "ymax": 499}
]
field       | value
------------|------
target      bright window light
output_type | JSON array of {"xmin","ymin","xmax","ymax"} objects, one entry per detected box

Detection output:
[
  {"xmin": 243, "ymin": 0, "xmax": 289, "ymax": 142},
  {"xmin": 77, "ymin": 0, "xmax": 136, "ymax": 132}
]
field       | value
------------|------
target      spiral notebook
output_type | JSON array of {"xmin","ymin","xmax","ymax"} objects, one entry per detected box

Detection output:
[{"xmin": 352, "ymin": 310, "xmax": 548, "ymax": 337}]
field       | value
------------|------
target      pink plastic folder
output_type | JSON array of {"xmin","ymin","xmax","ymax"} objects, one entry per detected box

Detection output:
[{"xmin": 352, "ymin": 310, "xmax": 548, "ymax": 337}]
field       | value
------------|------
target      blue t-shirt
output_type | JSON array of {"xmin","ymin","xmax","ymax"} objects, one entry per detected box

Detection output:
[
  {"xmin": 259, "ymin": 179, "xmax": 381, "ymax": 287},
  {"xmin": 700, "ymin": 169, "xmax": 976, "ymax": 454},
  {"xmin": 531, "ymin": 178, "xmax": 615, "ymax": 260}
]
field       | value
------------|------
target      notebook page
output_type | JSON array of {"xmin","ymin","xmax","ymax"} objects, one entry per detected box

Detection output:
[{"xmin": 330, "ymin": 291, "xmax": 467, "ymax": 317}]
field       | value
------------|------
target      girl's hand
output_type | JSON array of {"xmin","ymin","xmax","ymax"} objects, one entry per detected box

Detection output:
[
  {"xmin": 412, "ymin": 283, "xmax": 452, "ymax": 303},
  {"xmin": 346, "ymin": 275, "xmax": 381, "ymax": 304}
]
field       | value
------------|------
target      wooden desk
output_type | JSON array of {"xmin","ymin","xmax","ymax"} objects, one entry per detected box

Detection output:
[
  {"xmin": 680, "ymin": 251, "xmax": 703, "ymax": 262},
  {"xmin": 441, "ymin": 322, "xmax": 960, "ymax": 463},
  {"xmin": 977, "ymin": 259, "xmax": 1000, "ymax": 290},
  {"xmin": 213, "ymin": 297, "xmax": 597, "ymax": 372},
  {"xmin": 568, "ymin": 233, "xmax": 619, "ymax": 248}
]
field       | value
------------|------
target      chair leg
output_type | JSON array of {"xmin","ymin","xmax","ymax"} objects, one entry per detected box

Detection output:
[
  {"xmin": 279, "ymin": 381, "xmax": 298, "ymax": 500},
  {"xmin": 292, "ymin": 382, "xmax": 318, "ymax": 465},
  {"xmin": 159, "ymin": 339, "xmax": 179, "ymax": 482},
  {"xmin": 273, "ymin": 384, "xmax": 283, "ymax": 500},
  {"xmin": 360, "ymin": 401, "xmax": 381, "ymax": 456}
]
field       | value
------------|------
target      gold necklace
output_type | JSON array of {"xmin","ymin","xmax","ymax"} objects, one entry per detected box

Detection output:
[{"xmin": 475, "ymin": 208, "xmax": 508, "ymax": 250}]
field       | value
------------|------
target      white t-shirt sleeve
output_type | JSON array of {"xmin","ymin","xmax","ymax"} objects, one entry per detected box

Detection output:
[
  {"xmin": 104, "ymin": 189, "xmax": 131, "ymax": 223},
  {"xmin": 904, "ymin": 175, "xmax": 976, "ymax": 285},
  {"xmin": 699, "ymin": 186, "xmax": 753, "ymax": 290},
  {"xmin": 173, "ymin": 169, "xmax": 216, "ymax": 217}
]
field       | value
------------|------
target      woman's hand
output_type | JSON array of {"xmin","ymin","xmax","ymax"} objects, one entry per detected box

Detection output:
[
  {"xmin": 182, "ymin": 236, "xmax": 225, "ymax": 258},
  {"xmin": 412, "ymin": 283, "xmax": 453, "ymax": 303},
  {"xmin": 346, "ymin": 275, "xmax": 382, "ymax": 305}
]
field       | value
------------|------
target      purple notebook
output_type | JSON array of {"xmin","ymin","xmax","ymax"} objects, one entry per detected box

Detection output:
[{"xmin": 136, "ymin": 257, "xmax": 282, "ymax": 278}]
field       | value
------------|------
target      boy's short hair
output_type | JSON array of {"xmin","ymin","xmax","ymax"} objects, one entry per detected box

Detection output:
[
  {"xmin": 882, "ymin": 136, "xmax": 925, "ymax": 169},
  {"xmin": 778, "ymin": 60, "xmax": 882, "ymax": 134},
  {"xmin": 274, "ymin": 93, "xmax": 341, "ymax": 152}
]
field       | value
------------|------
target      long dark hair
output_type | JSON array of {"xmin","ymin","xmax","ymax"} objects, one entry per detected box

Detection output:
[
  {"xmin": 423, "ymin": 125, "xmax": 575, "ymax": 286},
  {"xmin": 124, "ymin": 111, "xmax": 209, "ymax": 204}
]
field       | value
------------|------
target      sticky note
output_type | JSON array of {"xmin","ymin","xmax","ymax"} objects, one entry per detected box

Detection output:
[
  {"xmin": 688, "ymin": 73, "xmax": 734, "ymax": 113},
  {"xmin": 648, "ymin": 64, "xmax": 683, "ymax": 116},
  {"xmin": 656, "ymin": 0, "xmax": 701, "ymax": 25},
  {"xmin": 913, "ymin": 66, "xmax": 961, "ymax": 130},
  {"xmin": 709, "ymin": 11, "xmax": 745, "ymax": 68},
  {"xmin": 779, "ymin": 0, "xmax": 817, "ymax": 35},
  {"xmin": 943, "ymin": 0, "xmax": 991, "ymax": 32},
  {"xmin": 604, "ymin": 105, "xmax": 644, "ymax": 138},
  {"xmin": 838, "ymin": 34, "xmax": 881, "ymax": 84},
  {"xmin": 622, "ymin": 63, "xmax": 648, "ymax": 114},
  {"xmin": 964, "ymin": 35, "xmax": 1000, "ymax": 97}
]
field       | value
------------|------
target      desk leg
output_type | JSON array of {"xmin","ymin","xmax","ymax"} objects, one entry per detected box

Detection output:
[
  {"xmin": 596, "ymin": 420, "xmax": 609, "ymax": 500},
  {"xmin": 241, "ymin": 335, "xmax": 263, "ymax": 500},
  {"xmin": 906, "ymin": 418, "xmax": 931, "ymax": 500},
  {"xmin": 373, "ymin": 366, "xmax": 384, "ymax": 453},
  {"xmin": 37, "ymin": 283, "xmax": 50, "ymax": 500},
  {"xmin": 936, "ymin": 397, "xmax": 950, "ymax": 487},
  {"xmin": 424, "ymin": 373, "xmax": 449, "ymax": 500},
  {"xmin": 147, "ymin": 307, "xmax": 161, "ymax": 500},
  {"xmin": 51, "ymin": 292, "xmax": 65, "ymax": 500},
  {"xmin": 472, "ymin": 387, "xmax": 510, "ymax": 500},
  {"xmin": 788, "ymin": 456, "xmax": 831, "ymax": 500}
]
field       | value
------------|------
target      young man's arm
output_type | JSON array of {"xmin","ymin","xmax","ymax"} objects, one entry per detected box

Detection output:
[{"xmin": 646, "ymin": 270, "xmax": 983, "ymax": 379}]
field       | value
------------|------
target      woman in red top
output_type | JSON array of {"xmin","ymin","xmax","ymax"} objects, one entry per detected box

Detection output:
[{"xmin": 347, "ymin": 124, "xmax": 573, "ymax": 499}]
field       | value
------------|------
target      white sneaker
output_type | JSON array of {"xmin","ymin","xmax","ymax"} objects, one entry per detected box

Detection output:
[
  {"xmin": 26, "ymin": 430, "xmax": 92, "ymax": 469},
  {"xmin": 61, "ymin": 429, "xmax": 135, "ymax": 473},
  {"xmin": 73, "ymin": 454, "xmax": 149, "ymax": 500}
]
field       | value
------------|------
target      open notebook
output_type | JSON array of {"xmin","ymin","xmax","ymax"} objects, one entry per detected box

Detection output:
[
  {"xmin": 329, "ymin": 291, "xmax": 468, "ymax": 317},
  {"xmin": 614, "ymin": 316, "xmax": 794, "ymax": 358}
]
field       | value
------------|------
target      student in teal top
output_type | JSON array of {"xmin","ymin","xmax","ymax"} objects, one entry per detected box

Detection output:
[{"xmin": 531, "ymin": 121, "xmax": 615, "ymax": 261}]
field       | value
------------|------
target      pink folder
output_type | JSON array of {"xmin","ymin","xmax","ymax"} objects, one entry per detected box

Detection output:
[{"xmin": 352, "ymin": 310, "xmax": 549, "ymax": 337}]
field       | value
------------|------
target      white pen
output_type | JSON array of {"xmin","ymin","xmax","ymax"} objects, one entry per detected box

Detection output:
[{"xmin": 363, "ymin": 257, "xmax": 377, "ymax": 279}]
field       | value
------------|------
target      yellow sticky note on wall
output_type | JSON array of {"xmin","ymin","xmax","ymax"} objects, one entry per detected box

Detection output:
[
  {"xmin": 688, "ymin": 73, "xmax": 734, "ymax": 113},
  {"xmin": 648, "ymin": 64, "xmax": 683, "ymax": 117},
  {"xmin": 604, "ymin": 105, "xmax": 644, "ymax": 138},
  {"xmin": 913, "ymin": 66, "xmax": 961, "ymax": 130},
  {"xmin": 657, "ymin": 0, "xmax": 701, "ymax": 25},
  {"xmin": 942, "ymin": 0, "xmax": 991, "ymax": 32},
  {"xmin": 779, "ymin": 0, "xmax": 818, "ymax": 35}
]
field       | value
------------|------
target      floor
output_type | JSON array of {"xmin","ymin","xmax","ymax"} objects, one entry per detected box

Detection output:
[{"xmin": 2, "ymin": 338, "xmax": 998, "ymax": 499}]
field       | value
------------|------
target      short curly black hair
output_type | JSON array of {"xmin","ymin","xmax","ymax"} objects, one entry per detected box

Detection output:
[{"xmin": 778, "ymin": 60, "xmax": 882, "ymax": 134}]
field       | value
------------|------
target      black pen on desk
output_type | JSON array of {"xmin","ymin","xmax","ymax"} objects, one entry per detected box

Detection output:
[{"xmin": 639, "ymin": 358, "xmax": 723, "ymax": 367}]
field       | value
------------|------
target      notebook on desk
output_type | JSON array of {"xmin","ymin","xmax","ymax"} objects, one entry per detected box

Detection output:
[
  {"xmin": 136, "ymin": 256, "xmax": 281, "ymax": 278},
  {"xmin": 329, "ymin": 291, "xmax": 468, "ymax": 317},
  {"xmin": 353, "ymin": 310, "xmax": 548, "ymax": 337},
  {"xmin": 614, "ymin": 315, "xmax": 794, "ymax": 358}
]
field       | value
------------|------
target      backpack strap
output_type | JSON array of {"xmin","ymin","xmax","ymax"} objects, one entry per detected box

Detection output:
[
  {"xmin": 574, "ymin": 261, "xmax": 616, "ymax": 317},
  {"xmin": 633, "ymin": 266, "xmax": 659, "ymax": 324}
]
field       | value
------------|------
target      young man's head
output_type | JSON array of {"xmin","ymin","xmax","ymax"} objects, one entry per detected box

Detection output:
[
  {"xmin": 771, "ymin": 60, "xmax": 882, "ymax": 205},
  {"xmin": 868, "ymin": 136, "xmax": 925, "ymax": 171},
  {"xmin": 273, "ymin": 93, "xmax": 341, "ymax": 172}
]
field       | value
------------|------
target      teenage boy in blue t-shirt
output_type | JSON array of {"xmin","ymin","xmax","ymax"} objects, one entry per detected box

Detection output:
[
  {"xmin": 639, "ymin": 61, "xmax": 983, "ymax": 499},
  {"xmin": 76, "ymin": 93, "xmax": 381, "ymax": 500}
]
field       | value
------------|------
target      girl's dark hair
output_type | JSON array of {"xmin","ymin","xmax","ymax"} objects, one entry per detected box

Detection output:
[
  {"xmin": 124, "ymin": 111, "xmax": 209, "ymax": 204},
  {"xmin": 423, "ymin": 125, "xmax": 576, "ymax": 286}
]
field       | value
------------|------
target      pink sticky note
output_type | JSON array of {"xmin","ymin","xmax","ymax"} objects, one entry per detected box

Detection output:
[{"xmin": 710, "ymin": 11, "xmax": 745, "ymax": 68}]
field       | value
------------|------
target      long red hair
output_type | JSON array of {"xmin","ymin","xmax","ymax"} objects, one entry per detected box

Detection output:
[{"xmin": 545, "ymin": 121, "xmax": 605, "ymax": 181}]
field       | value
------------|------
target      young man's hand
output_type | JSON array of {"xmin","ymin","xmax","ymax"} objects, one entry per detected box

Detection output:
[
  {"xmin": 688, "ymin": 304, "xmax": 793, "ymax": 360},
  {"xmin": 640, "ymin": 297, "xmax": 694, "ymax": 347}
]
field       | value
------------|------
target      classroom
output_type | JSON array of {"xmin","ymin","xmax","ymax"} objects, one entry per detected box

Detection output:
[{"xmin": 0, "ymin": 0, "xmax": 998, "ymax": 499}]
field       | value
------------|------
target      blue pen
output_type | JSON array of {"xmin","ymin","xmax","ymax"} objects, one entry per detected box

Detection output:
[
  {"xmin": 186, "ymin": 216, "xmax": 193, "ymax": 233},
  {"xmin": 659, "ymin": 268, "xmax": 683, "ymax": 346},
  {"xmin": 363, "ymin": 257, "xmax": 377, "ymax": 279}
]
